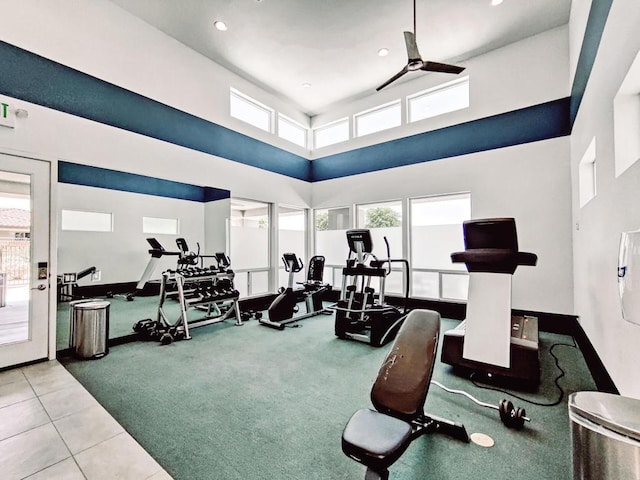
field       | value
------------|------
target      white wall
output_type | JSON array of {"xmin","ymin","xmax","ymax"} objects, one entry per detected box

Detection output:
[
  {"xmin": 58, "ymin": 184, "xmax": 205, "ymax": 284},
  {"xmin": 0, "ymin": 0, "xmax": 312, "ymax": 209},
  {"xmin": 312, "ymin": 136, "xmax": 574, "ymax": 315},
  {"xmin": 3, "ymin": 1, "xmax": 570, "ymax": 164},
  {"xmin": 0, "ymin": 3, "xmax": 576, "ymax": 321},
  {"xmin": 569, "ymin": 0, "xmax": 593, "ymax": 84},
  {"xmin": 0, "ymin": 95, "xmax": 312, "ymax": 284},
  {"xmin": 9, "ymin": 0, "xmax": 635, "ymax": 401},
  {"xmin": 204, "ymin": 198, "xmax": 231, "ymax": 256},
  {"xmin": 311, "ymin": 26, "xmax": 570, "ymax": 158},
  {"xmin": 0, "ymin": 0, "xmax": 309, "ymax": 156},
  {"xmin": 308, "ymin": 21, "xmax": 574, "ymax": 315},
  {"xmin": 569, "ymin": 0, "xmax": 640, "ymax": 397},
  {"xmin": 1, "ymin": 0, "xmax": 313, "ymax": 287}
]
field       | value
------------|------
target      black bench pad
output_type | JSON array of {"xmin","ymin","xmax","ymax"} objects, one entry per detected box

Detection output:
[{"xmin": 342, "ymin": 408, "xmax": 412, "ymax": 471}]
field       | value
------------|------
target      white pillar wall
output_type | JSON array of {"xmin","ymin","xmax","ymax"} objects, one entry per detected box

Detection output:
[{"xmin": 569, "ymin": 0, "xmax": 640, "ymax": 398}]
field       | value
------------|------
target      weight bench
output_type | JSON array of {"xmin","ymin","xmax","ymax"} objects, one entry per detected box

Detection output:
[
  {"xmin": 57, "ymin": 266, "xmax": 97, "ymax": 301},
  {"xmin": 341, "ymin": 309, "xmax": 469, "ymax": 480}
]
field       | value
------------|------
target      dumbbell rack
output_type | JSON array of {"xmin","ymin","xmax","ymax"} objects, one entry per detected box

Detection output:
[{"xmin": 156, "ymin": 269, "xmax": 243, "ymax": 340}]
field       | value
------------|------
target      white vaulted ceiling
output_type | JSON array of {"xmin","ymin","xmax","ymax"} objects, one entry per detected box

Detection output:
[{"xmin": 108, "ymin": 0, "xmax": 571, "ymax": 116}]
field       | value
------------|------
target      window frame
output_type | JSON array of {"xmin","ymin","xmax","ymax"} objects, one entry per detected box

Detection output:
[
  {"xmin": 407, "ymin": 76, "xmax": 470, "ymax": 124},
  {"xmin": 142, "ymin": 216, "xmax": 179, "ymax": 235},
  {"xmin": 277, "ymin": 205, "xmax": 308, "ymax": 287},
  {"xmin": 353, "ymin": 100, "xmax": 402, "ymax": 138},
  {"xmin": 355, "ymin": 199, "xmax": 404, "ymax": 295},
  {"xmin": 313, "ymin": 205, "xmax": 353, "ymax": 286},
  {"xmin": 408, "ymin": 192, "xmax": 472, "ymax": 301},
  {"xmin": 313, "ymin": 118, "xmax": 350, "ymax": 149},
  {"xmin": 229, "ymin": 87, "xmax": 274, "ymax": 133},
  {"xmin": 60, "ymin": 209, "xmax": 113, "ymax": 232},
  {"xmin": 277, "ymin": 113, "xmax": 308, "ymax": 148},
  {"xmin": 230, "ymin": 197, "xmax": 272, "ymax": 296}
]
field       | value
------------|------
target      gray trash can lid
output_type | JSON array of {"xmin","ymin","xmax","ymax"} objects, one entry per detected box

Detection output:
[
  {"xmin": 569, "ymin": 391, "xmax": 640, "ymax": 441},
  {"xmin": 74, "ymin": 301, "xmax": 110, "ymax": 309}
]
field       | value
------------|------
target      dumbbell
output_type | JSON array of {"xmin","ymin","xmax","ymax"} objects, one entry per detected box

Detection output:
[
  {"xmin": 106, "ymin": 291, "xmax": 135, "ymax": 301},
  {"xmin": 498, "ymin": 399, "xmax": 529, "ymax": 429},
  {"xmin": 431, "ymin": 380, "xmax": 530, "ymax": 429}
]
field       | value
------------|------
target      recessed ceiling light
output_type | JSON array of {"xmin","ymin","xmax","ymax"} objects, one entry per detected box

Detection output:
[
  {"xmin": 491, "ymin": 0, "xmax": 503, "ymax": 5},
  {"xmin": 378, "ymin": 48, "xmax": 389, "ymax": 57},
  {"xmin": 302, "ymin": 83, "xmax": 311, "ymax": 88},
  {"xmin": 214, "ymin": 20, "xmax": 228, "ymax": 31}
]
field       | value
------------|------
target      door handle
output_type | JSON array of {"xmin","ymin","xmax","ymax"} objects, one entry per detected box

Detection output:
[{"xmin": 31, "ymin": 284, "xmax": 47, "ymax": 291}]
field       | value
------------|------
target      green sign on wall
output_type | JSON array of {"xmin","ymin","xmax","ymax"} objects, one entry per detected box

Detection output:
[{"xmin": 0, "ymin": 99, "xmax": 15, "ymax": 128}]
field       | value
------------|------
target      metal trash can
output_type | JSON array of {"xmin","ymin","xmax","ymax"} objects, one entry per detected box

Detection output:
[
  {"xmin": 569, "ymin": 391, "xmax": 640, "ymax": 479},
  {"xmin": 69, "ymin": 299, "xmax": 110, "ymax": 359}
]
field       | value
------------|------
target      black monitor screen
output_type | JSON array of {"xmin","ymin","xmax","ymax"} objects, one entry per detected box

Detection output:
[
  {"xmin": 463, "ymin": 218, "xmax": 518, "ymax": 251},
  {"xmin": 346, "ymin": 229, "xmax": 373, "ymax": 254}
]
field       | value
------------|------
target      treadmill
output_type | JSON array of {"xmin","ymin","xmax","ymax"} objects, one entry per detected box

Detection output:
[{"xmin": 440, "ymin": 218, "xmax": 540, "ymax": 389}]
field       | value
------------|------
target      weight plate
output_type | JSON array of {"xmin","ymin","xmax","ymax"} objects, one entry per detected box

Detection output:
[{"xmin": 470, "ymin": 432, "xmax": 495, "ymax": 448}]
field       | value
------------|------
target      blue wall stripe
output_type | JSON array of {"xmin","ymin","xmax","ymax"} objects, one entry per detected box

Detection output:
[
  {"xmin": 0, "ymin": 0, "xmax": 609, "ymax": 184},
  {"xmin": 203, "ymin": 187, "xmax": 231, "ymax": 202},
  {"xmin": 58, "ymin": 161, "xmax": 230, "ymax": 202},
  {"xmin": 0, "ymin": 41, "xmax": 310, "ymax": 182},
  {"xmin": 569, "ymin": 0, "xmax": 613, "ymax": 125},
  {"xmin": 311, "ymin": 98, "xmax": 571, "ymax": 182}
]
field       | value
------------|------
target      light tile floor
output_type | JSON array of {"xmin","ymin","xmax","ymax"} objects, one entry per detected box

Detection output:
[{"xmin": 0, "ymin": 360, "xmax": 173, "ymax": 480}]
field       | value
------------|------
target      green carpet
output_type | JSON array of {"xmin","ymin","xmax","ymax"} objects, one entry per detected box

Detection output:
[{"xmin": 61, "ymin": 312, "xmax": 596, "ymax": 480}]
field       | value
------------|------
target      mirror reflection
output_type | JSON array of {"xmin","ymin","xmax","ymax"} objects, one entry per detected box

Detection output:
[{"xmin": 55, "ymin": 163, "xmax": 230, "ymax": 351}]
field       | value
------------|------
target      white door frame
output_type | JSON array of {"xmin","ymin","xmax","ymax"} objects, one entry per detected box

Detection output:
[{"xmin": 0, "ymin": 148, "xmax": 57, "ymax": 366}]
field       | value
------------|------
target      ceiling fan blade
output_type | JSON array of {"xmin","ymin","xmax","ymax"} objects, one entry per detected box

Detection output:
[
  {"xmin": 376, "ymin": 66, "xmax": 410, "ymax": 91},
  {"xmin": 404, "ymin": 31, "xmax": 421, "ymax": 61},
  {"xmin": 421, "ymin": 61, "xmax": 465, "ymax": 75}
]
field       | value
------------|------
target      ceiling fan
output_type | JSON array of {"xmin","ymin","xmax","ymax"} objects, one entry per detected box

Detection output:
[{"xmin": 376, "ymin": 0, "xmax": 465, "ymax": 91}]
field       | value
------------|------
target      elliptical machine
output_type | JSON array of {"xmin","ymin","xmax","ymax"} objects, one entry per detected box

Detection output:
[
  {"xmin": 259, "ymin": 254, "xmax": 332, "ymax": 330},
  {"xmin": 333, "ymin": 229, "xmax": 410, "ymax": 347}
]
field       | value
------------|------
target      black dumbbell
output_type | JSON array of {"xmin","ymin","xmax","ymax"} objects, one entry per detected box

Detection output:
[{"xmin": 498, "ymin": 399, "xmax": 528, "ymax": 429}]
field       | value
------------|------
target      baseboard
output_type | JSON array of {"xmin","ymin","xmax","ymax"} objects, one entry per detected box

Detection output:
[
  {"xmin": 58, "ymin": 287, "xmax": 619, "ymax": 394},
  {"xmin": 72, "ymin": 281, "xmax": 144, "ymax": 298},
  {"xmin": 570, "ymin": 321, "xmax": 619, "ymax": 394},
  {"xmin": 371, "ymin": 295, "xmax": 618, "ymax": 394},
  {"xmin": 238, "ymin": 294, "xmax": 278, "ymax": 313},
  {"xmin": 0, "ymin": 357, "xmax": 49, "ymax": 373}
]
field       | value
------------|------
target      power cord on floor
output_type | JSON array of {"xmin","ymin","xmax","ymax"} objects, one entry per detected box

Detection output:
[{"xmin": 469, "ymin": 337, "xmax": 577, "ymax": 407}]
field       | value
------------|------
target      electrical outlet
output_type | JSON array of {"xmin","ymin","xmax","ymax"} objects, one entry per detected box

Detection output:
[{"xmin": 91, "ymin": 270, "xmax": 101, "ymax": 281}]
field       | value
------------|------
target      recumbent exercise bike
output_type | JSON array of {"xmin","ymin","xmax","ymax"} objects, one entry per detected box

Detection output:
[{"xmin": 259, "ymin": 253, "xmax": 332, "ymax": 330}]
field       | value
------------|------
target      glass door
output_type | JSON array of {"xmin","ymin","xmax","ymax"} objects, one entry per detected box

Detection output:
[{"xmin": 0, "ymin": 153, "xmax": 50, "ymax": 369}]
